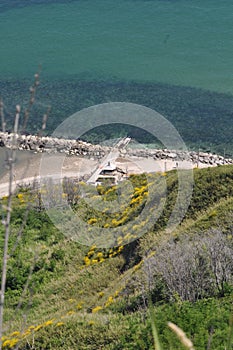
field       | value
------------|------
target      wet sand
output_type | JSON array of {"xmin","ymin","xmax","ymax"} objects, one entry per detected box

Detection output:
[{"xmin": 0, "ymin": 150, "xmax": 98, "ymax": 185}]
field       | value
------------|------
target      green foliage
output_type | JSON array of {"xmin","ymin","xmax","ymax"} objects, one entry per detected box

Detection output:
[
  {"xmin": 13, "ymin": 297, "xmax": 232, "ymax": 350},
  {"xmin": 151, "ymin": 165, "xmax": 233, "ymax": 232},
  {"xmin": 1, "ymin": 165, "xmax": 233, "ymax": 349}
]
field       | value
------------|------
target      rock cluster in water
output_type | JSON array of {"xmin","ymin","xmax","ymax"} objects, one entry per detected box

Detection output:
[{"xmin": 0, "ymin": 132, "xmax": 233, "ymax": 167}]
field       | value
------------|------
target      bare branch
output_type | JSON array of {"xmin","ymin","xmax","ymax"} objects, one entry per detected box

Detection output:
[
  {"xmin": 0, "ymin": 98, "xmax": 6, "ymax": 133},
  {"xmin": 21, "ymin": 72, "xmax": 40, "ymax": 133},
  {"xmin": 0, "ymin": 104, "xmax": 20, "ymax": 348}
]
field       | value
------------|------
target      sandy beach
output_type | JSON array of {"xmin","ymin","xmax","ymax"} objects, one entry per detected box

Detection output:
[{"xmin": 0, "ymin": 147, "xmax": 209, "ymax": 188}]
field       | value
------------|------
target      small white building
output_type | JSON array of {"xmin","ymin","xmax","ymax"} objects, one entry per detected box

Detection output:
[{"xmin": 95, "ymin": 161, "xmax": 127, "ymax": 186}]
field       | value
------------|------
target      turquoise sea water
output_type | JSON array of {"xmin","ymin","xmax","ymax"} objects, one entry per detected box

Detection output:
[{"xmin": 0, "ymin": 0, "xmax": 233, "ymax": 94}]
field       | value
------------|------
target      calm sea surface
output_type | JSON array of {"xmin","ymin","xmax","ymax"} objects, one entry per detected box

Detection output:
[{"xmin": 0, "ymin": 0, "xmax": 233, "ymax": 94}]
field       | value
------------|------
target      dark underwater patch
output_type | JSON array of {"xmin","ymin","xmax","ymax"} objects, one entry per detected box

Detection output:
[{"xmin": 1, "ymin": 77, "xmax": 232, "ymax": 156}]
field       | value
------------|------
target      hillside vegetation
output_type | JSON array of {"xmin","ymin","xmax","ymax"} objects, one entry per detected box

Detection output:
[{"xmin": 0, "ymin": 165, "xmax": 233, "ymax": 349}]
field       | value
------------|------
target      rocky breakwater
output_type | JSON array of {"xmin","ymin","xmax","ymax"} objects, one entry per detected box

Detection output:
[
  {"xmin": 0, "ymin": 132, "xmax": 108, "ymax": 160},
  {"xmin": 0, "ymin": 132, "xmax": 232, "ymax": 167},
  {"xmin": 123, "ymin": 148, "xmax": 233, "ymax": 167}
]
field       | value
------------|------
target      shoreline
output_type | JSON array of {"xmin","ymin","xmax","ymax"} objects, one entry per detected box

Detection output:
[{"xmin": 0, "ymin": 133, "xmax": 232, "ymax": 195}]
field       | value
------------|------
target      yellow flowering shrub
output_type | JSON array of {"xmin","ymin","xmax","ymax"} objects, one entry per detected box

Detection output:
[
  {"xmin": 92, "ymin": 306, "xmax": 102, "ymax": 313},
  {"xmin": 88, "ymin": 218, "xmax": 98, "ymax": 225},
  {"xmin": 17, "ymin": 193, "xmax": 25, "ymax": 203},
  {"xmin": 3, "ymin": 338, "xmax": 19, "ymax": 348},
  {"xmin": 56, "ymin": 322, "xmax": 64, "ymax": 327},
  {"xmin": 91, "ymin": 259, "xmax": 98, "ymax": 264},
  {"xmin": 76, "ymin": 302, "xmax": 83, "ymax": 310},
  {"xmin": 83, "ymin": 256, "xmax": 91, "ymax": 266},
  {"xmin": 66, "ymin": 311, "xmax": 75, "ymax": 316},
  {"xmin": 34, "ymin": 324, "xmax": 43, "ymax": 332},
  {"xmin": 9, "ymin": 331, "xmax": 20, "ymax": 337},
  {"xmin": 43, "ymin": 320, "xmax": 54, "ymax": 327},
  {"xmin": 105, "ymin": 296, "xmax": 114, "ymax": 307}
]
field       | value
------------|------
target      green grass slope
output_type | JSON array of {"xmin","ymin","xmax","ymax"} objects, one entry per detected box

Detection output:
[{"xmin": 0, "ymin": 165, "xmax": 232, "ymax": 349}]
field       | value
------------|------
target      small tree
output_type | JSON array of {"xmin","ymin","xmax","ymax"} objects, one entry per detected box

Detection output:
[{"xmin": 145, "ymin": 229, "xmax": 233, "ymax": 302}]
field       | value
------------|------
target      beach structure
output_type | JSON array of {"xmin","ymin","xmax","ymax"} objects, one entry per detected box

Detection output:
[{"xmin": 95, "ymin": 161, "xmax": 127, "ymax": 186}]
